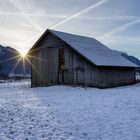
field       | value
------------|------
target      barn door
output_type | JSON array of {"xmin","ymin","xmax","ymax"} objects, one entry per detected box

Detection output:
[
  {"xmin": 77, "ymin": 59, "xmax": 85, "ymax": 85},
  {"xmin": 73, "ymin": 69, "xmax": 84, "ymax": 85},
  {"xmin": 47, "ymin": 48, "xmax": 59, "ymax": 84},
  {"xmin": 77, "ymin": 70, "xmax": 84, "ymax": 85}
]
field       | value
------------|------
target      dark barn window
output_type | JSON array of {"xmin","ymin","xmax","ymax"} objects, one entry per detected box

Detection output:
[{"xmin": 59, "ymin": 49, "xmax": 65, "ymax": 70}]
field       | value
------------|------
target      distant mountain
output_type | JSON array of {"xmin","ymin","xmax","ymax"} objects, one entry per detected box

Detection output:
[
  {"xmin": 118, "ymin": 51, "xmax": 140, "ymax": 66},
  {"xmin": 0, "ymin": 45, "xmax": 30, "ymax": 78}
]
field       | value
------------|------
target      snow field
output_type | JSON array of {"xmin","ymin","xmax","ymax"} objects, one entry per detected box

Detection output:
[{"xmin": 0, "ymin": 82, "xmax": 140, "ymax": 140}]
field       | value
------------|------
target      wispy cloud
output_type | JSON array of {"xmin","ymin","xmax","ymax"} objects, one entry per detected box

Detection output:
[
  {"xmin": 1, "ymin": 10, "xmax": 140, "ymax": 22},
  {"xmin": 98, "ymin": 19, "xmax": 140, "ymax": 39},
  {"xmin": 50, "ymin": 0, "xmax": 109, "ymax": 29},
  {"xmin": 99, "ymin": 35, "xmax": 140, "ymax": 58},
  {"xmin": 78, "ymin": 16, "xmax": 140, "ymax": 21},
  {"xmin": 0, "ymin": 11, "xmax": 45, "ymax": 17},
  {"xmin": 100, "ymin": 35, "xmax": 140, "ymax": 45},
  {"xmin": 8, "ymin": 0, "xmax": 42, "ymax": 31}
]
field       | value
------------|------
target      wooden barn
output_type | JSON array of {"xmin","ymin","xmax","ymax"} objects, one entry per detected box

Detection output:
[{"xmin": 29, "ymin": 29, "xmax": 138, "ymax": 88}]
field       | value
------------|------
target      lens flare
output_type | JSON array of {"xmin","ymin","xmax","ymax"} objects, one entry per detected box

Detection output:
[{"xmin": 19, "ymin": 50, "xmax": 28, "ymax": 58}]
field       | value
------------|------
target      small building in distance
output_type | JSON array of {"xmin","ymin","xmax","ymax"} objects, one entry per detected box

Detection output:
[
  {"xmin": 29, "ymin": 29, "xmax": 138, "ymax": 88},
  {"xmin": 135, "ymin": 68, "xmax": 140, "ymax": 82}
]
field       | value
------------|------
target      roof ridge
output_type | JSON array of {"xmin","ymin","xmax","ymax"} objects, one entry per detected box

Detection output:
[{"xmin": 48, "ymin": 29, "xmax": 98, "ymax": 41}]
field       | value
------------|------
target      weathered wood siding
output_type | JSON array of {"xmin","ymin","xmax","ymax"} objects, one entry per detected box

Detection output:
[
  {"xmin": 31, "ymin": 51, "xmax": 41, "ymax": 86},
  {"xmin": 62, "ymin": 47, "xmax": 99, "ymax": 87},
  {"xmin": 31, "ymin": 31, "xmax": 136, "ymax": 88},
  {"xmin": 31, "ymin": 32, "xmax": 67, "ymax": 86},
  {"xmin": 97, "ymin": 67, "xmax": 135, "ymax": 88}
]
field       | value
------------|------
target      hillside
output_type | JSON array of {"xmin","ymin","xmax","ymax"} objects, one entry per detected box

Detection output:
[
  {"xmin": 0, "ymin": 45, "xmax": 30, "ymax": 78},
  {"xmin": 118, "ymin": 51, "xmax": 140, "ymax": 66}
]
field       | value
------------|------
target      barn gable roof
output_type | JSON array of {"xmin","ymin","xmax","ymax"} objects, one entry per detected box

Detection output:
[{"xmin": 30, "ymin": 29, "xmax": 138, "ymax": 67}]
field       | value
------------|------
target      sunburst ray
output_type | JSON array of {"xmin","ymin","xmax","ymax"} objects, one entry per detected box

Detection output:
[
  {"xmin": 24, "ymin": 55, "xmax": 39, "ymax": 74},
  {"xmin": 10, "ymin": 56, "xmax": 22, "ymax": 74},
  {"xmin": 0, "ymin": 55, "xmax": 21, "ymax": 64}
]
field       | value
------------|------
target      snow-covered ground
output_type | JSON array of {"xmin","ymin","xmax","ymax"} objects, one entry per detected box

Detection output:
[{"xmin": 0, "ymin": 82, "xmax": 140, "ymax": 140}]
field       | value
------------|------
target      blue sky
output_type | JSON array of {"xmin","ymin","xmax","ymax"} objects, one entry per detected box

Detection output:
[{"xmin": 0, "ymin": 0, "xmax": 140, "ymax": 58}]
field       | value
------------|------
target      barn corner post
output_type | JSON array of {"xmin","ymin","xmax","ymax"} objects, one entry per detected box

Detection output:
[{"xmin": 29, "ymin": 50, "xmax": 35, "ymax": 88}]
